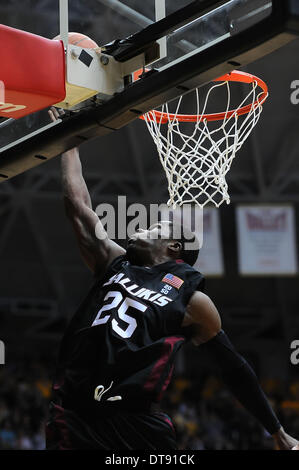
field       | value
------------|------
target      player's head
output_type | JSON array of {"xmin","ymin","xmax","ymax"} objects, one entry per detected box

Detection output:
[{"xmin": 126, "ymin": 220, "xmax": 199, "ymax": 267}]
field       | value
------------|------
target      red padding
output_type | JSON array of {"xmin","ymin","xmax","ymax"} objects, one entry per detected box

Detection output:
[{"xmin": 0, "ymin": 24, "xmax": 66, "ymax": 119}]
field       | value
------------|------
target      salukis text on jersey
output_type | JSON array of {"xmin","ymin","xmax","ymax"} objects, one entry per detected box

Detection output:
[{"xmin": 102, "ymin": 271, "xmax": 173, "ymax": 306}]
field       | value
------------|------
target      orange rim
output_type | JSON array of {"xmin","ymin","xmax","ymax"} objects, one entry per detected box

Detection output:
[{"xmin": 138, "ymin": 70, "xmax": 268, "ymax": 124}]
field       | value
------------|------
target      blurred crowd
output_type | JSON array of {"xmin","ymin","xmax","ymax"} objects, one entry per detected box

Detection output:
[
  {"xmin": 0, "ymin": 359, "xmax": 298, "ymax": 450},
  {"xmin": 0, "ymin": 359, "xmax": 52, "ymax": 450},
  {"xmin": 164, "ymin": 374, "xmax": 299, "ymax": 450}
]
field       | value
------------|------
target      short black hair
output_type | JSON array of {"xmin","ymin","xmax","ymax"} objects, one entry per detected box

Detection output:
[{"xmin": 168, "ymin": 221, "xmax": 200, "ymax": 267}]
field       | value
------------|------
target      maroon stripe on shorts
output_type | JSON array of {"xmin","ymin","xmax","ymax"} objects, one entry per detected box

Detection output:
[
  {"xmin": 53, "ymin": 403, "xmax": 73, "ymax": 450},
  {"xmin": 162, "ymin": 414, "xmax": 175, "ymax": 432}
]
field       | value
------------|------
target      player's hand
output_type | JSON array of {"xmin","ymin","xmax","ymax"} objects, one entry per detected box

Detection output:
[
  {"xmin": 273, "ymin": 427, "xmax": 298, "ymax": 450},
  {"xmin": 48, "ymin": 106, "xmax": 65, "ymax": 122}
]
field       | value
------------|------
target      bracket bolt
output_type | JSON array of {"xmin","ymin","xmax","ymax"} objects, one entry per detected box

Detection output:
[
  {"xmin": 71, "ymin": 49, "xmax": 79, "ymax": 60},
  {"xmin": 100, "ymin": 55, "xmax": 109, "ymax": 66}
]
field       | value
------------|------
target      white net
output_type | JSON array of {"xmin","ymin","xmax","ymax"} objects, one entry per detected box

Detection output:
[{"xmin": 144, "ymin": 77, "xmax": 267, "ymax": 208}]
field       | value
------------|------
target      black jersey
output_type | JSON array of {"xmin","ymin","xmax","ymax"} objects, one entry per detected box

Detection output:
[{"xmin": 52, "ymin": 256, "xmax": 205, "ymax": 418}]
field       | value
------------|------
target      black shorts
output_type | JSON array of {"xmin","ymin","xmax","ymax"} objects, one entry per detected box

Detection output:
[{"xmin": 46, "ymin": 402, "xmax": 177, "ymax": 450}]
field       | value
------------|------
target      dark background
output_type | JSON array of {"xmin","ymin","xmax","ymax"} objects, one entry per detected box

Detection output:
[{"xmin": 0, "ymin": 0, "xmax": 298, "ymax": 450}]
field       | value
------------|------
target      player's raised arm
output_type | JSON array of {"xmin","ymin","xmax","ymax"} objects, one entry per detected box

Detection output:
[
  {"xmin": 49, "ymin": 108, "xmax": 125, "ymax": 276},
  {"xmin": 185, "ymin": 291, "xmax": 299, "ymax": 450}
]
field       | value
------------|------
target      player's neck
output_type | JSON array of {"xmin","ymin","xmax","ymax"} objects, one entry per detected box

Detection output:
[{"xmin": 142, "ymin": 253, "xmax": 174, "ymax": 268}]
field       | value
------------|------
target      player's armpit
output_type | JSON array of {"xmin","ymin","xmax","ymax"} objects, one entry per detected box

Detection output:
[
  {"xmin": 183, "ymin": 291, "xmax": 222, "ymax": 345},
  {"xmin": 66, "ymin": 200, "xmax": 125, "ymax": 275}
]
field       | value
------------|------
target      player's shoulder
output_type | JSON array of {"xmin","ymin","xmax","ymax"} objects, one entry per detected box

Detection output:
[
  {"xmin": 172, "ymin": 259, "xmax": 205, "ymax": 286},
  {"xmin": 94, "ymin": 253, "xmax": 127, "ymax": 282},
  {"xmin": 149, "ymin": 258, "xmax": 205, "ymax": 294},
  {"xmin": 101, "ymin": 255, "xmax": 205, "ymax": 290}
]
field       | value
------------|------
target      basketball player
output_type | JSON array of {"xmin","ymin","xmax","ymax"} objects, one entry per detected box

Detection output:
[{"xmin": 46, "ymin": 108, "xmax": 298, "ymax": 450}]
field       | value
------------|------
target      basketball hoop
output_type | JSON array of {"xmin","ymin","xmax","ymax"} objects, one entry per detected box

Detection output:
[{"xmin": 138, "ymin": 70, "xmax": 268, "ymax": 208}]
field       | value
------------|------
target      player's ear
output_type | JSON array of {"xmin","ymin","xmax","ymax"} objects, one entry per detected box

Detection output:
[{"xmin": 168, "ymin": 241, "xmax": 182, "ymax": 254}]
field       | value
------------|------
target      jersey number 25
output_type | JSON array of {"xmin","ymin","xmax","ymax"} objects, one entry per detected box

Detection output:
[{"xmin": 91, "ymin": 291, "xmax": 147, "ymax": 338}]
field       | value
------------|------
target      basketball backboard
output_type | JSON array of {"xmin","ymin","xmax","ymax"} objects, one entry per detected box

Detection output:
[
  {"xmin": 102, "ymin": 0, "xmax": 273, "ymax": 70},
  {"xmin": 0, "ymin": 0, "xmax": 299, "ymax": 182}
]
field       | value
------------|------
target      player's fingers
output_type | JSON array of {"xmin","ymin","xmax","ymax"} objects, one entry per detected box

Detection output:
[
  {"xmin": 48, "ymin": 107, "xmax": 64, "ymax": 122},
  {"xmin": 292, "ymin": 443, "xmax": 299, "ymax": 450},
  {"xmin": 48, "ymin": 109, "xmax": 56, "ymax": 122},
  {"xmin": 51, "ymin": 107, "xmax": 61, "ymax": 119}
]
